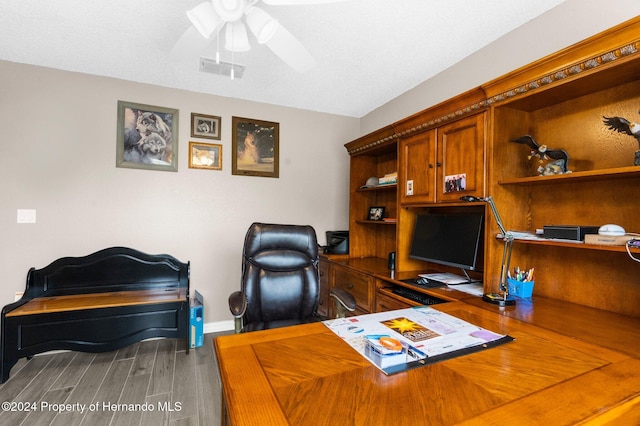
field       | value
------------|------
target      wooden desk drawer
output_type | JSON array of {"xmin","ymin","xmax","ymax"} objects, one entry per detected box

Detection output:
[
  {"xmin": 332, "ymin": 267, "xmax": 373, "ymax": 312},
  {"xmin": 376, "ymin": 291, "xmax": 413, "ymax": 312}
]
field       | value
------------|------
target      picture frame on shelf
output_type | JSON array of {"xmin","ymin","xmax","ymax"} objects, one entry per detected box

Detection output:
[
  {"xmin": 191, "ymin": 113, "xmax": 221, "ymax": 140},
  {"xmin": 232, "ymin": 116, "xmax": 279, "ymax": 178},
  {"xmin": 368, "ymin": 206, "xmax": 385, "ymax": 221},
  {"xmin": 116, "ymin": 101, "xmax": 179, "ymax": 172},
  {"xmin": 189, "ymin": 142, "xmax": 222, "ymax": 170}
]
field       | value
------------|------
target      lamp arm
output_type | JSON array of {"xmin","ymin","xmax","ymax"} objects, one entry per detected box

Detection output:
[
  {"xmin": 485, "ymin": 196, "xmax": 514, "ymax": 297},
  {"xmin": 484, "ymin": 196, "xmax": 508, "ymax": 237},
  {"xmin": 459, "ymin": 195, "xmax": 516, "ymax": 305}
]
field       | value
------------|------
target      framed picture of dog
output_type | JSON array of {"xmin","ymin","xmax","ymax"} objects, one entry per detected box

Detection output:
[
  {"xmin": 231, "ymin": 116, "xmax": 279, "ymax": 178},
  {"xmin": 116, "ymin": 101, "xmax": 179, "ymax": 172},
  {"xmin": 189, "ymin": 142, "xmax": 222, "ymax": 170},
  {"xmin": 191, "ymin": 113, "xmax": 221, "ymax": 140}
]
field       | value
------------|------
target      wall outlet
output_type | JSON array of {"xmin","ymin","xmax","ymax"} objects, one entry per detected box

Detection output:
[
  {"xmin": 406, "ymin": 180, "xmax": 414, "ymax": 196},
  {"xmin": 17, "ymin": 209, "xmax": 36, "ymax": 224}
]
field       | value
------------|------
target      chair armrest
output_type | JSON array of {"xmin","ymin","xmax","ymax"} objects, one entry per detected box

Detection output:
[
  {"xmin": 329, "ymin": 288, "xmax": 357, "ymax": 318},
  {"xmin": 228, "ymin": 291, "xmax": 247, "ymax": 318}
]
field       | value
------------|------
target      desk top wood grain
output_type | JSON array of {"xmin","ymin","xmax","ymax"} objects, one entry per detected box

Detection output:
[
  {"xmin": 5, "ymin": 288, "xmax": 188, "ymax": 316},
  {"xmin": 215, "ymin": 299, "xmax": 640, "ymax": 425}
]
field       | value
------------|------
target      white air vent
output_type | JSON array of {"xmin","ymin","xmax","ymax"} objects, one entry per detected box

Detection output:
[{"xmin": 199, "ymin": 57, "xmax": 245, "ymax": 79}]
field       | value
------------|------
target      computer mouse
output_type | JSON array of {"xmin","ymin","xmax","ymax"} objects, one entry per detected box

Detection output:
[
  {"xmin": 416, "ymin": 277, "xmax": 429, "ymax": 285},
  {"xmin": 598, "ymin": 224, "xmax": 625, "ymax": 236}
]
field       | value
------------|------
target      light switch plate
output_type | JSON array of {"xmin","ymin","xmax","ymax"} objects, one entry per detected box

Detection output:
[
  {"xmin": 17, "ymin": 209, "xmax": 36, "ymax": 223},
  {"xmin": 406, "ymin": 180, "xmax": 414, "ymax": 196}
]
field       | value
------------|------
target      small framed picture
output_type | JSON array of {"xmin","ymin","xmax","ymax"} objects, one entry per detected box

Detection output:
[
  {"xmin": 191, "ymin": 113, "xmax": 221, "ymax": 140},
  {"xmin": 368, "ymin": 206, "xmax": 385, "ymax": 221},
  {"xmin": 189, "ymin": 142, "xmax": 222, "ymax": 170}
]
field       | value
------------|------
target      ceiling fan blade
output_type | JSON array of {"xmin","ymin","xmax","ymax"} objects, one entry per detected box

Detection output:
[
  {"xmin": 262, "ymin": 0, "xmax": 350, "ymax": 5},
  {"xmin": 169, "ymin": 26, "xmax": 214, "ymax": 63},
  {"xmin": 264, "ymin": 23, "xmax": 316, "ymax": 72}
]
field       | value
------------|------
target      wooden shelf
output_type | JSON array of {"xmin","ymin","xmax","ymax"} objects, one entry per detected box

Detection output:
[
  {"xmin": 355, "ymin": 220, "xmax": 396, "ymax": 225},
  {"xmin": 506, "ymin": 235, "xmax": 640, "ymax": 254},
  {"xmin": 498, "ymin": 166, "xmax": 640, "ymax": 185},
  {"xmin": 356, "ymin": 184, "xmax": 397, "ymax": 192}
]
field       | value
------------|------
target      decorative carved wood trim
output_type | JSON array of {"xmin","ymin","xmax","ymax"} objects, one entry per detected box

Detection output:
[
  {"xmin": 346, "ymin": 32, "xmax": 640, "ymax": 157},
  {"xmin": 486, "ymin": 41, "xmax": 640, "ymax": 105}
]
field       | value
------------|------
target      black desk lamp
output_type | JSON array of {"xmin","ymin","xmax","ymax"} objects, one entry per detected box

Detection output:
[{"xmin": 460, "ymin": 196, "xmax": 516, "ymax": 307}]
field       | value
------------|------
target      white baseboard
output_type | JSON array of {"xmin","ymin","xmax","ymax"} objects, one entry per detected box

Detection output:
[{"xmin": 204, "ymin": 320, "xmax": 235, "ymax": 334}]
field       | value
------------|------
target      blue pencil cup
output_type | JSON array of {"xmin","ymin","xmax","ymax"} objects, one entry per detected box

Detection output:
[{"xmin": 507, "ymin": 278, "xmax": 534, "ymax": 299}]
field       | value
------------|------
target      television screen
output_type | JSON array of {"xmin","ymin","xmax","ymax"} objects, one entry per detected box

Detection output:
[{"xmin": 409, "ymin": 212, "xmax": 484, "ymax": 271}]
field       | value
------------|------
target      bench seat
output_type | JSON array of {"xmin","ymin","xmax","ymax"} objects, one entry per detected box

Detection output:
[
  {"xmin": 1, "ymin": 247, "xmax": 190, "ymax": 383},
  {"xmin": 5, "ymin": 289, "xmax": 188, "ymax": 317}
]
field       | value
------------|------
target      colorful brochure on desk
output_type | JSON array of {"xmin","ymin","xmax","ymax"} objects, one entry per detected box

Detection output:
[{"xmin": 323, "ymin": 306, "xmax": 514, "ymax": 375}]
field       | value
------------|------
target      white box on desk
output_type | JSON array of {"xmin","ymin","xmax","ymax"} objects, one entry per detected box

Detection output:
[{"xmin": 364, "ymin": 336, "xmax": 407, "ymax": 369}]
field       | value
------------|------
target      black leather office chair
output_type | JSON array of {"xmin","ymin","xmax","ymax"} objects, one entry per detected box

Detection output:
[{"xmin": 228, "ymin": 222, "xmax": 356, "ymax": 333}]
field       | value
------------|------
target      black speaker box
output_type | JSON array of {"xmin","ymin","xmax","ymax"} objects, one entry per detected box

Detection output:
[{"xmin": 543, "ymin": 225, "xmax": 599, "ymax": 241}]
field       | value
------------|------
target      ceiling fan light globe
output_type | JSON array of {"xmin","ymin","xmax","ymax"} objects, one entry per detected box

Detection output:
[
  {"xmin": 187, "ymin": 2, "xmax": 220, "ymax": 38},
  {"xmin": 225, "ymin": 21, "xmax": 251, "ymax": 52},
  {"xmin": 246, "ymin": 7, "xmax": 279, "ymax": 44}
]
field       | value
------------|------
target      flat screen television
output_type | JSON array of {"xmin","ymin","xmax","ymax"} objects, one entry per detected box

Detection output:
[{"xmin": 409, "ymin": 212, "xmax": 484, "ymax": 272}]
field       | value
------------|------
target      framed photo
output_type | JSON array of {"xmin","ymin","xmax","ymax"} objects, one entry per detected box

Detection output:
[
  {"xmin": 444, "ymin": 173, "xmax": 467, "ymax": 193},
  {"xmin": 232, "ymin": 116, "xmax": 279, "ymax": 178},
  {"xmin": 189, "ymin": 142, "xmax": 222, "ymax": 170},
  {"xmin": 191, "ymin": 113, "xmax": 221, "ymax": 140},
  {"xmin": 116, "ymin": 101, "xmax": 179, "ymax": 172},
  {"xmin": 368, "ymin": 206, "xmax": 385, "ymax": 221}
]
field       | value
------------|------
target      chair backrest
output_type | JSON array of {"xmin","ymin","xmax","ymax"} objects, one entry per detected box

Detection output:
[{"xmin": 241, "ymin": 223, "xmax": 320, "ymax": 326}]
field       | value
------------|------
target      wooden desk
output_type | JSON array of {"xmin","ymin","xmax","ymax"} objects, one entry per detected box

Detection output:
[{"xmin": 215, "ymin": 300, "xmax": 640, "ymax": 425}]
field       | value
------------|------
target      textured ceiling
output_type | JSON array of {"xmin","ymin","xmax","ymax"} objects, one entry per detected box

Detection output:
[{"xmin": 0, "ymin": 0, "xmax": 568, "ymax": 117}]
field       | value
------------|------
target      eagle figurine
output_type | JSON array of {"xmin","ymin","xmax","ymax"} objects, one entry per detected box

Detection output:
[
  {"xmin": 511, "ymin": 135, "xmax": 570, "ymax": 173},
  {"xmin": 603, "ymin": 110, "xmax": 640, "ymax": 166}
]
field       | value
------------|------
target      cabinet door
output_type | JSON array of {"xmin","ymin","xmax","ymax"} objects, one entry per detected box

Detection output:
[
  {"xmin": 436, "ymin": 113, "xmax": 486, "ymax": 202},
  {"xmin": 399, "ymin": 130, "xmax": 437, "ymax": 204}
]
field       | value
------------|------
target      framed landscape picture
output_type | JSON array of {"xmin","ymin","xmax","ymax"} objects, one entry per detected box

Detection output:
[
  {"xmin": 231, "ymin": 116, "xmax": 279, "ymax": 178},
  {"xmin": 116, "ymin": 101, "xmax": 179, "ymax": 172}
]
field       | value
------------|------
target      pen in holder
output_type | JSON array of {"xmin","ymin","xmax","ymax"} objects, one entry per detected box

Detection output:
[{"xmin": 507, "ymin": 267, "xmax": 535, "ymax": 299}]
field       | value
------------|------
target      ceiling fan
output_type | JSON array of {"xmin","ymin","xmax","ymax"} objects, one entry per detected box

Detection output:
[{"xmin": 184, "ymin": 0, "xmax": 348, "ymax": 73}]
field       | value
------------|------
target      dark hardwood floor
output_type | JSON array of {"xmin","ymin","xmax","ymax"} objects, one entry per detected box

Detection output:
[{"xmin": 0, "ymin": 332, "xmax": 232, "ymax": 426}]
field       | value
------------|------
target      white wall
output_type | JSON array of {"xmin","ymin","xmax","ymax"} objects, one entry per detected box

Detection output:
[
  {"xmin": 361, "ymin": 0, "xmax": 640, "ymax": 134},
  {"xmin": 0, "ymin": 62, "xmax": 358, "ymax": 324}
]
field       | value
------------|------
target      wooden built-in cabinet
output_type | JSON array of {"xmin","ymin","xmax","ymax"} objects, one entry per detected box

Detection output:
[
  {"xmin": 481, "ymin": 19, "xmax": 640, "ymax": 316},
  {"xmin": 327, "ymin": 16, "xmax": 640, "ymax": 318},
  {"xmin": 399, "ymin": 113, "xmax": 486, "ymax": 204}
]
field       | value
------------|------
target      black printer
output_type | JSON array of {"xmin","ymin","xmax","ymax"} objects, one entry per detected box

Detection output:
[{"xmin": 324, "ymin": 231, "xmax": 349, "ymax": 254}]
